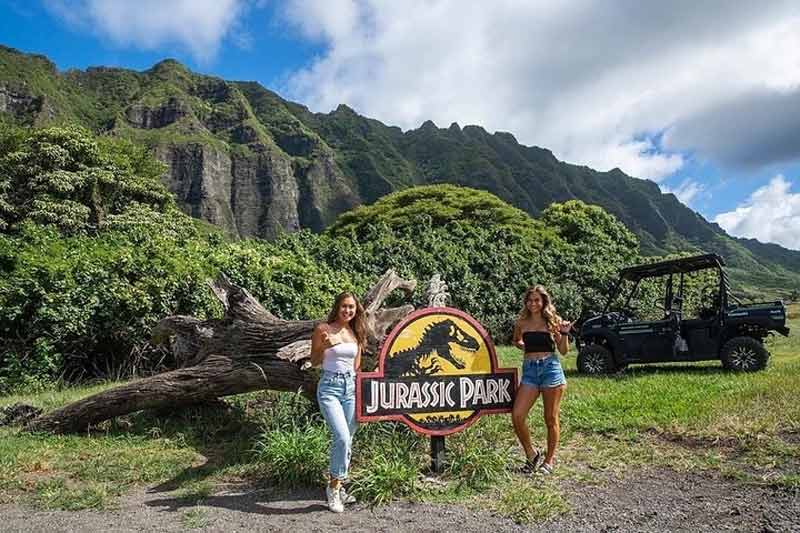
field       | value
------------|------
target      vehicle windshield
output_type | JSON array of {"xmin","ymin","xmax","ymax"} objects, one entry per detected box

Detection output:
[{"xmin": 605, "ymin": 268, "xmax": 720, "ymax": 321}]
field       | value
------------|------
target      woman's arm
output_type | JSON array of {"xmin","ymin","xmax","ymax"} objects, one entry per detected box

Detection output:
[
  {"xmin": 512, "ymin": 321, "xmax": 525, "ymax": 351},
  {"xmin": 554, "ymin": 320, "xmax": 572, "ymax": 355},
  {"xmin": 310, "ymin": 324, "xmax": 330, "ymax": 367},
  {"xmin": 554, "ymin": 330, "xmax": 568, "ymax": 355},
  {"xmin": 354, "ymin": 344, "xmax": 362, "ymax": 372}
]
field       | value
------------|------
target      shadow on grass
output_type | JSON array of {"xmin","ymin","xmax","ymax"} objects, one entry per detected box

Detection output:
[
  {"xmin": 106, "ymin": 398, "xmax": 264, "ymax": 494},
  {"xmin": 145, "ymin": 486, "xmax": 328, "ymax": 515}
]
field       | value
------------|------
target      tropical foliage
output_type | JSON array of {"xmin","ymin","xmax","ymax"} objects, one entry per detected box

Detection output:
[{"xmin": 1, "ymin": 125, "xmax": 646, "ymax": 391}]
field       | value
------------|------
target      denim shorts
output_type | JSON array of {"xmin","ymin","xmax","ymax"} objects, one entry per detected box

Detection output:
[{"xmin": 521, "ymin": 354, "xmax": 566, "ymax": 388}]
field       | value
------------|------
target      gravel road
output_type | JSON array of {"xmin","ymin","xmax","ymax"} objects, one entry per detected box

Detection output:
[{"xmin": 1, "ymin": 467, "xmax": 797, "ymax": 532}]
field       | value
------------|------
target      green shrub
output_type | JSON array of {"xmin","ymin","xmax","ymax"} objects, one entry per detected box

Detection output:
[
  {"xmin": 349, "ymin": 453, "xmax": 418, "ymax": 506},
  {"xmin": 445, "ymin": 418, "xmax": 512, "ymax": 489},
  {"xmin": 0, "ymin": 126, "xmax": 171, "ymax": 234},
  {"xmin": 328, "ymin": 183, "xmax": 550, "ymax": 239},
  {"xmin": 253, "ymin": 424, "xmax": 329, "ymax": 486},
  {"xmin": 0, "ymin": 222, "xmax": 219, "ymax": 389},
  {"xmin": 327, "ymin": 187, "xmax": 639, "ymax": 339}
]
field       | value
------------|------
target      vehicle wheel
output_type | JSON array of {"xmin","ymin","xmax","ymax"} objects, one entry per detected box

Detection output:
[
  {"xmin": 577, "ymin": 344, "xmax": 616, "ymax": 375},
  {"xmin": 720, "ymin": 336, "xmax": 769, "ymax": 372}
]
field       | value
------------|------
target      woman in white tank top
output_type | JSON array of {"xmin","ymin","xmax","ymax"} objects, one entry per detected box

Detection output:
[{"xmin": 310, "ymin": 292, "xmax": 366, "ymax": 513}]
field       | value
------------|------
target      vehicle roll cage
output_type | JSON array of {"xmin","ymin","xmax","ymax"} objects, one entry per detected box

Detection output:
[{"xmin": 601, "ymin": 253, "xmax": 741, "ymax": 315}]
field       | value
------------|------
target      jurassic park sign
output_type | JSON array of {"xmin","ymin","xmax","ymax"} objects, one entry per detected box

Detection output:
[{"xmin": 357, "ymin": 307, "xmax": 518, "ymax": 436}]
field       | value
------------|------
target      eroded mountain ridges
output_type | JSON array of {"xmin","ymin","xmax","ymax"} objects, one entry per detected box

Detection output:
[{"xmin": 1, "ymin": 45, "xmax": 798, "ymax": 293}]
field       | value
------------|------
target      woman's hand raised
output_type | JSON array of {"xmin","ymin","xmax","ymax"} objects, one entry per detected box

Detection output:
[
  {"xmin": 551, "ymin": 319, "xmax": 573, "ymax": 355},
  {"xmin": 320, "ymin": 331, "xmax": 334, "ymax": 350}
]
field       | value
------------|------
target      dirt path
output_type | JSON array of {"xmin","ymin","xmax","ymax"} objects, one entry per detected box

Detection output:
[
  {"xmin": 539, "ymin": 468, "xmax": 799, "ymax": 532},
  {"xmin": 1, "ymin": 468, "xmax": 797, "ymax": 532}
]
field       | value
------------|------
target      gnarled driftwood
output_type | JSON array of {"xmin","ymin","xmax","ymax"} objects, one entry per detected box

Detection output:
[{"xmin": 25, "ymin": 269, "xmax": 416, "ymax": 434}]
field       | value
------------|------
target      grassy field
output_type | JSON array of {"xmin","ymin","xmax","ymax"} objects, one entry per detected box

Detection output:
[{"xmin": 1, "ymin": 304, "xmax": 797, "ymax": 523}]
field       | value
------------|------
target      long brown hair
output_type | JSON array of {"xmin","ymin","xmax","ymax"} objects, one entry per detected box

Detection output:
[
  {"xmin": 327, "ymin": 292, "xmax": 367, "ymax": 349},
  {"xmin": 518, "ymin": 285, "xmax": 561, "ymax": 334}
]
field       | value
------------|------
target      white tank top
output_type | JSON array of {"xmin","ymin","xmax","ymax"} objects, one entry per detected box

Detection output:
[{"xmin": 322, "ymin": 342, "xmax": 359, "ymax": 373}]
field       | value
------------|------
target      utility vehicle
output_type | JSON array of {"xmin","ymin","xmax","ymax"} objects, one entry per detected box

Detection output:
[{"xmin": 576, "ymin": 254, "xmax": 790, "ymax": 374}]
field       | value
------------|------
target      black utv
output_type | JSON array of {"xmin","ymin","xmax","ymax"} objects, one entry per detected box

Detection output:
[{"xmin": 576, "ymin": 254, "xmax": 790, "ymax": 374}]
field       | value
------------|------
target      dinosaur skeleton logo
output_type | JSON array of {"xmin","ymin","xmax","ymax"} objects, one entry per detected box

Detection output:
[
  {"xmin": 357, "ymin": 307, "xmax": 517, "ymax": 436},
  {"xmin": 384, "ymin": 319, "xmax": 479, "ymax": 378}
]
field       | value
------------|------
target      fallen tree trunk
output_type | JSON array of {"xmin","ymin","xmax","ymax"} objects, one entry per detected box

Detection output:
[{"xmin": 26, "ymin": 269, "xmax": 416, "ymax": 434}]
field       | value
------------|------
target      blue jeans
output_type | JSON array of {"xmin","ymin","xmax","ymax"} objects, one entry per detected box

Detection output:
[
  {"xmin": 317, "ymin": 370, "xmax": 358, "ymax": 481},
  {"xmin": 521, "ymin": 354, "xmax": 567, "ymax": 388}
]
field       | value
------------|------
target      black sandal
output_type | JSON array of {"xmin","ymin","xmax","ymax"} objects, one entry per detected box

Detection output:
[
  {"xmin": 538, "ymin": 462, "xmax": 555, "ymax": 476},
  {"xmin": 517, "ymin": 450, "xmax": 541, "ymax": 474}
]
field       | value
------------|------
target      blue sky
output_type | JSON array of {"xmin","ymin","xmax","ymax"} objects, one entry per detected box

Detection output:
[
  {"xmin": 2, "ymin": 0, "xmax": 800, "ymax": 250},
  {"xmin": 1, "ymin": 1, "xmax": 319, "ymax": 87}
]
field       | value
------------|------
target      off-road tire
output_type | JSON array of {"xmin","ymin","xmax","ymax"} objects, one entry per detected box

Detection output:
[
  {"xmin": 577, "ymin": 344, "xmax": 616, "ymax": 375},
  {"xmin": 720, "ymin": 336, "xmax": 769, "ymax": 372}
]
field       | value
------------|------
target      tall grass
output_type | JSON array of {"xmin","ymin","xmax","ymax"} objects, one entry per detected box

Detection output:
[{"xmin": 253, "ymin": 425, "xmax": 329, "ymax": 486}]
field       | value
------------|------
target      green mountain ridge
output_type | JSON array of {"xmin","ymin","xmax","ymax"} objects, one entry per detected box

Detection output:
[{"xmin": 1, "ymin": 44, "xmax": 798, "ymax": 296}]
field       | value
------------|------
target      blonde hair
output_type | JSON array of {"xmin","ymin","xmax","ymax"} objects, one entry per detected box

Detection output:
[
  {"xmin": 327, "ymin": 292, "xmax": 367, "ymax": 349},
  {"xmin": 519, "ymin": 285, "xmax": 561, "ymax": 334}
]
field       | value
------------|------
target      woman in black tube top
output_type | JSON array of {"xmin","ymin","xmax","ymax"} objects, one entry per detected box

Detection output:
[{"xmin": 511, "ymin": 285, "xmax": 572, "ymax": 475}]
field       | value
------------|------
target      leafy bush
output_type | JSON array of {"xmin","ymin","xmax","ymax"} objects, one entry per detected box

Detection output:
[
  {"xmin": 445, "ymin": 418, "xmax": 512, "ymax": 489},
  {"xmin": 0, "ymin": 222, "xmax": 219, "ymax": 390},
  {"xmin": 326, "ymin": 190, "xmax": 639, "ymax": 340},
  {"xmin": 328, "ymin": 183, "xmax": 551, "ymax": 239},
  {"xmin": 349, "ymin": 453, "xmax": 418, "ymax": 506},
  {"xmin": 540, "ymin": 200, "xmax": 639, "ymax": 314},
  {"xmin": 0, "ymin": 126, "xmax": 171, "ymax": 234},
  {"xmin": 252, "ymin": 424, "xmax": 329, "ymax": 486}
]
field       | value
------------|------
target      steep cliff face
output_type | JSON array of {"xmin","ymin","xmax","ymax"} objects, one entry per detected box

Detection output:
[
  {"xmin": 0, "ymin": 83, "xmax": 54, "ymax": 125},
  {"xmin": 295, "ymin": 150, "xmax": 360, "ymax": 231},
  {"xmin": 125, "ymin": 97, "xmax": 188, "ymax": 130},
  {"xmin": 230, "ymin": 145, "xmax": 300, "ymax": 239},
  {"xmin": 0, "ymin": 84, "xmax": 38, "ymax": 120},
  {"xmin": 234, "ymin": 81, "xmax": 360, "ymax": 232},
  {"xmin": 155, "ymin": 143, "xmax": 237, "ymax": 235},
  {"xmin": 153, "ymin": 140, "xmax": 313, "ymax": 240}
]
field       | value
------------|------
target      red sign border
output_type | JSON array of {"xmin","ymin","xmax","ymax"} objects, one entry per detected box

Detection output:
[{"xmin": 356, "ymin": 306, "xmax": 518, "ymax": 436}]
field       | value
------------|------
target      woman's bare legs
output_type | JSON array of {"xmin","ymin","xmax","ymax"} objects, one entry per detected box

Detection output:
[
  {"xmin": 512, "ymin": 384, "xmax": 540, "ymax": 460},
  {"xmin": 541, "ymin": 385, "xmax": 565, "ymax": 466}
]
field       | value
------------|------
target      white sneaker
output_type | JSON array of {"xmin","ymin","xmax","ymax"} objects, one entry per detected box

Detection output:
[
  {"xmin": 326, "ymin": 485, "xmax": 344, "ymax": 513},
  {"xmin": 339, "ymin": 486, "xmax": 356, "ymax": 505}
]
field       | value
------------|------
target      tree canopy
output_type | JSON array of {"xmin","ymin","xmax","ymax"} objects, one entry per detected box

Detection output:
[
  {"xmin": 0, "ymin": 126, "xmax": 172, "ymax": 234},
  {"xmin": 327, "ymin": 183, "xmax": 552, "ymax": 240}
]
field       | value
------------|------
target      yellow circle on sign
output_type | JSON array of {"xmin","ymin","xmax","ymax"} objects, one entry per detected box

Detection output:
[{"xmin": 385, "ymin": 313, "xmax": 492, "ymax": 426}]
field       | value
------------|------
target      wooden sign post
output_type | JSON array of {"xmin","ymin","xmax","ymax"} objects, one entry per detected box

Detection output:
[
  {"xmin": 431, "ymin": 435, "xmax": 446, "ymax": 473},
  {"xmin": 357, "ymin": 307, "xmax": 518, "ymax": 473}
]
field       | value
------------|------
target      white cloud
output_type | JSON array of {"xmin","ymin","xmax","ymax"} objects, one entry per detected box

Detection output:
[
  {"xmin": 714, "ymin": 175, "xmax": 800, "ymax": 250},
  {"xmin": 44, "ymin": 0, "xmax": 247, "ymax": 62},
  {"xmin": 664, "ymin": 87, "xmax": 800, "ymax": 171},
  {"xmin": 279, "ymin": 1, "xmax": 800, "ymax": 181},
  {"xmin": 661, "ymin": 178, "xmax": 706, "ymax": 207}
]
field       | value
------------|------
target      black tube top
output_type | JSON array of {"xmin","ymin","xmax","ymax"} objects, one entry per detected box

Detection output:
[{"xmin": 522, "ymin": 331, "xmax": 555, "ymax": 353}]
